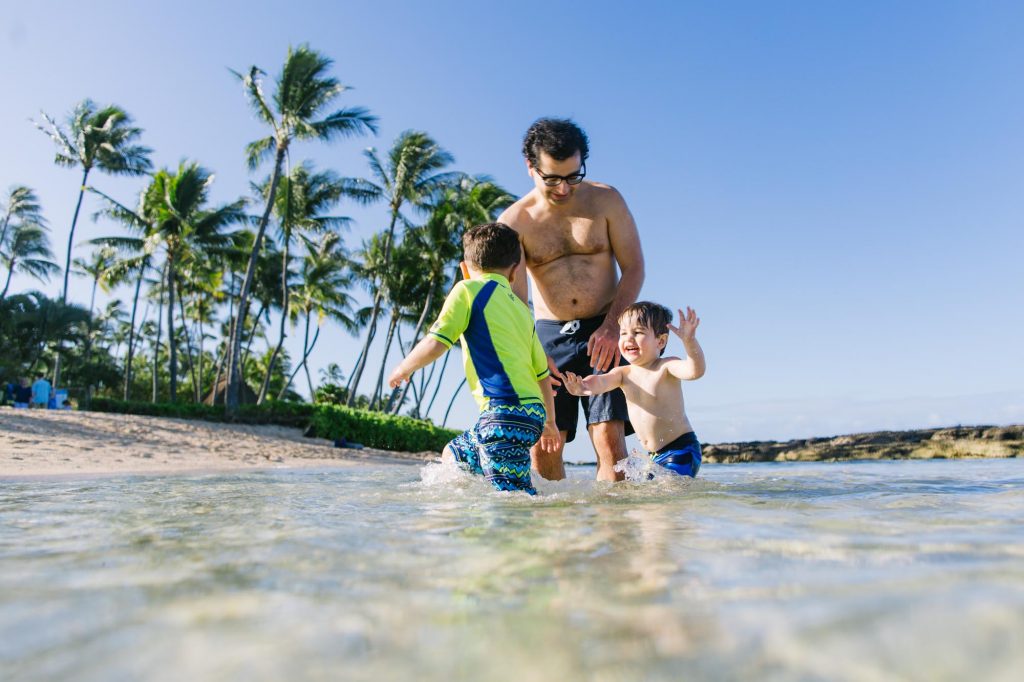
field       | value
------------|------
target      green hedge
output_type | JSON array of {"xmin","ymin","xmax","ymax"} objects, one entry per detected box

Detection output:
[
  {"xmin": 86, "ymin": 398, "xmax": 459, "ymax": 452},
  {"xmin": 309, "ymin": 404, "xmax": 459, "ymax": 452}
]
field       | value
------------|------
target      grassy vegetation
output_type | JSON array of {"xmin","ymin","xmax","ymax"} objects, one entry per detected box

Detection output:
[{"xmin": 88, "ymin": 398, "xmax": 460, "ymax": 453}]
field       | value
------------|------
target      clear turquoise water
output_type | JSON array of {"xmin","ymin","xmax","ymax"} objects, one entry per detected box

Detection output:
[{"xmin": 1, "ymin": 458, "xmax": 1022, "ymax": 681}]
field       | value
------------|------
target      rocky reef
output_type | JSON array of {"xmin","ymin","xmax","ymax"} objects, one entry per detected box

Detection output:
[{"xmin": 702, "ymin": 424, "xmax": 1024, "ymax": 463}]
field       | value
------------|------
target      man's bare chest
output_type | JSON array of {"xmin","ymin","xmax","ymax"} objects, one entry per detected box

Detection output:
[{"xmin": 523, "ymin": 215, "xmax": 610, "ymax": 267}]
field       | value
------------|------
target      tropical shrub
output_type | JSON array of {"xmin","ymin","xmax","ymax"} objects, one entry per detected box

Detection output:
[{"xmin": 86, "ymin": 398, "xmax": 458, "ymax": 452}]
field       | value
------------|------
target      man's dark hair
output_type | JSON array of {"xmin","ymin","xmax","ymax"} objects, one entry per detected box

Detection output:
[
  {"xmin": 619, "ymin": 302, "xmax": 673, "ymax": 355},
  {"xmin": 462, "ymin": 223, "xmax": 522, "ymax": 271},
  {"xmin": 522, "ymin": 118, "xmax": 589, "ymax": 168}
]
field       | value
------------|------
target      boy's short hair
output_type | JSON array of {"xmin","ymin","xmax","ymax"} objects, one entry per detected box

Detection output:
[
  {"xmin": 619, "ymin": 301, "xmax": 672, "ymax": 336},
  {"xmin": 522, "ymin": 118, "xmax": 590, "ymax": 168},
  {"xmin": 462, "ymin": 223, "xmax": 522, "ymax": 271}
]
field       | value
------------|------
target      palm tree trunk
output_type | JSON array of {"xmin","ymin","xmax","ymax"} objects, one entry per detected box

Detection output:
[
  {"xmin": 177, "ymin": 290, "xmax": 199, "ymax": 402},
  {"xmin": 346, "ymin": 286, "xmax": 382, "ymax": 406},
  {"xmin": 259, "ymin": 237, "xmax": 290, "ymax": 404},
  {"xmin": 227, "ymin": 144, "xmax": 286, "ymax": 414},
  {"xmin": 425, "ymin": 349, "xmax": 452, "ymax": 419},
  {"xmin": 123, "ymin": 266, "xmax": 145, "ymax": 400},
  {"xmin": 279, "ymin": 311, "xmax": 322, "ymax": 400},
  {"xmin": 442, "ymin": 377, "xmax": 467, "ymax": 428},
  {"xmin": 52, "ymin": 169, "xmax": 89, "ymax": 392},
  {"xmin": 166, "ymin": 257, "xmax": 177, "ymax": 402},
  {"xmin": 0, "ymin": 210, "xmax": 13, "ymax": 261},
  {"xmin": 0, "ymin": 209, "xmax": 15, "ymax": 300},
  {"xmin": 152, "ymin": 262, "xmax": 166, "ymax": 402},
  {"xmin": 82, "ymin": 273, "xmax": 100, "ymax": 405},
  {"xmin": 346, "ymin": 211, "xmax": 399, "ymax": 406},
  {"xmin": 241, "ymin": 301, "xmax": 266, "ymax": 368},
  {"xmin": 370, "ymin": 312, "xmax": 399, "ymax": 411},
  {"xmin": 211, "ymin": 341, "xmax": 226, "ymax": 405},
  {"xmin": 303, "ymin": 311, "xmax": 316, "ymax": 398},
  {"xmin": 61, "ymin": 169, "xmax": 90, "ymax": 305},
  {"xmin": 389, "ymin": 283, "xmax": 436, "ymax": 413},
  {"xmin": 0, "ymin": 257, "xmax": 15, "ymax": 299},
  {"xmin": 412, "ymin": 357, "xmax": 436, "ymax": 418},
  {"xmin": 198, "ymin": 309, "xmax": 206, "ymax": 402}
]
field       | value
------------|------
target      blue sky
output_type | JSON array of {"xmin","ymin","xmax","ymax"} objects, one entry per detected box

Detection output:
[{"xmin": 3, "ymin": 1, "xmax": 1022, "ymax": 459}]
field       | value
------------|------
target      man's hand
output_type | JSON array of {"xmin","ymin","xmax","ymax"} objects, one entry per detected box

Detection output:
[
  {"xmin": 538, "ymin": 421, "xmax": 561, "ymax": 454},
  {"xmin": 667, "ymin": 306, "xmax": 700, "ymax": 342},
  {"xmin": 586, "ymin": 320, "xmax": 620, "ymax": 372}
]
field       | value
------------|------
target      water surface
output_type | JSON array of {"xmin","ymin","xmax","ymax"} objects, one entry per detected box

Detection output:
[{"xmin": 2, "ymin": 458, "xmax": 1022, "ymax": 681}]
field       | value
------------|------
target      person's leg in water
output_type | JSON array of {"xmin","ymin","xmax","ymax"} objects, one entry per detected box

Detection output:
[
  {"xmin": 588, "ymin": 419, "xmax": 627, "ymax": 482},
  {"xmin": 530, "ymin": 429, "xmax": 568, "ymax": 480}
]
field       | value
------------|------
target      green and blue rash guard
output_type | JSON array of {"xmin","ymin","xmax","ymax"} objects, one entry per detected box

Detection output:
[{"xmin": 428, "ymin": 272, "xmax": 550, "ymax": 410}]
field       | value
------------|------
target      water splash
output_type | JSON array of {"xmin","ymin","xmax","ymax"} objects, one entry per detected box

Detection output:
[
  {"xmin": 418, "ymin": 456, "xmax": 468, "ymax": 487},
  {"xmin": 614, "ymin": 449, "xmax": 658, "ymax": 482}
]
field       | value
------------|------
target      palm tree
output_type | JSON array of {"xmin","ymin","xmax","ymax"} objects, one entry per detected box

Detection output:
[
  {"xmin": 346, "ymin": 130, "xmax": 459, "ymax": 406},
  {"xmin": 33, "ymin": 100, "xmax": 152, "ymax": 306},
  {"xmin": 89, "ymin": 186, "xmax": 160, "ymax": 400},
  {"xmin": 369, "ymin": 238, "xmax": 432, "ymax": 411},
  {"xmin": 278, "ymin": 232, "xmax": 356, "ymax": 399},
  {"xmin": 0, "ymin": 186, "xmax": 45, "ymax": 261},
  {"xmin": 5, "ymin": 293, "xmax": 90, "ymax": 376},
  {"xmin": 225, "ymin": 43, "xmax": 377, "ymax": 414},
  {"xmin": 253, "ymin": 161, "xmax": 360, "ymax": 403},
  {"xmin": 94, "ymin": 164, "xmax": 243, "ymax": 402},
  {"xmin": 0, "ymin": 223, "xmax": 60, "ymax": 300},
  {"xmin": 148, "ymin": 162, "xmax": 245, "ymax": 401},
  {"xmin": 72, "ymin": 244, "xmax": 117, "ymax": 319},
  {"xmin": 72, "ymin": 244, "xmax": 117, "ymax": 403}
]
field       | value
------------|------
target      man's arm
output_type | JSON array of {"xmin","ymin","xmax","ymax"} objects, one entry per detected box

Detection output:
[{"xmin": 587, "ymin": 188, "xmax": 645, "ymax": 372}]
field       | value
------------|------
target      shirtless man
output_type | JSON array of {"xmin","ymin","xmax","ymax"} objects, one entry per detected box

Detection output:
[{"xmin": 499, "ymin": 118, "xmax": 645, "ymax": 481}]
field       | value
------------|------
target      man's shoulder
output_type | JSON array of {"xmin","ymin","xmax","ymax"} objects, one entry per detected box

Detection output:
[
  {"xmin": 581, "ymin": 181, "xmax": 627, "ymax": 208},
  {"xmin": 498, "ymin": 191, "xmax": 544, "ymax": 229}
]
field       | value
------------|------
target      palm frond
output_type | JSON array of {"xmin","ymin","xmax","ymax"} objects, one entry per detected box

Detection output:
[
  {"xmin": 308, "ymin": 107, "xmax": 379, "ymax": 142},
  {"xmin": 245, "ymin": 136, "xmax": 277, "ymax": 171},
  {"xmin": 231, "ymin": 65, "xmax": 277, "ymax": 127}
]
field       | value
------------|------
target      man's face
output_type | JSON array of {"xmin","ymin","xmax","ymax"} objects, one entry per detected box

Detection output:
[{"xmin": 530, "ymin": 151, "xmax": 584, "ymax": 206}]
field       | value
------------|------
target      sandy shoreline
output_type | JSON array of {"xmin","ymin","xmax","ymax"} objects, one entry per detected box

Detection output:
[{"xmin": 0, "ymin": 408, "xmax": 436, "ymax": 479}]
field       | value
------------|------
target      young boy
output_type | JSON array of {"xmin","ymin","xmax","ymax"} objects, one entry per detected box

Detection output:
[
  {"xmin": 563, "ymin": 302, "xmax": 706, "ymax": 477},
  {"xmin": 388, "ymin": 223, "xmax": 560, "ymax": 494}
]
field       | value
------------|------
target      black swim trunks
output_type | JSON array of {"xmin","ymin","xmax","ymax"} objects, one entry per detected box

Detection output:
[{"xmin": 535, "ymin": 314, "xmax": 632, "ymax": 443}]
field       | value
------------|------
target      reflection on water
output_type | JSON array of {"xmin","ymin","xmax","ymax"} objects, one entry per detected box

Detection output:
[{"xmin": 2, "ymin": 459, "xmax": 1023, "ymax": 681}]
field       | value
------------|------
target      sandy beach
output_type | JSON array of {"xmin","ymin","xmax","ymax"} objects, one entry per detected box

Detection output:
[{"xmin": 0, "ymin": 408, "xmax": 435, "ymax": 478}]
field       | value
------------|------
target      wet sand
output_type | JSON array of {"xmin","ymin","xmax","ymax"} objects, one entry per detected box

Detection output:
[{"xmin": 0, "ymin": 408, "xmax": 434, "ymax": 478}]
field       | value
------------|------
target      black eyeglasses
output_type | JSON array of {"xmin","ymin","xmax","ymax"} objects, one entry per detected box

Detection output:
[{"xmin": 534, "ymin": 162, "xmax": 586, "ymax": 187}]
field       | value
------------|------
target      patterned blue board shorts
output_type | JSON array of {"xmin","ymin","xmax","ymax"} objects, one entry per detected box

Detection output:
[
  {"xmin": 448, "ymin": 400, "xmax": 545, "ymax": 495},
  {"xmin": 650, "ymin": 431, "xmax": 702, "ymax": 478}
]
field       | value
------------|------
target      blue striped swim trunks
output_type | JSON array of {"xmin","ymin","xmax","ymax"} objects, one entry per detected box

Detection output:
[{"xmin": 448, "ymin": 400, "xmax": 545, "ymax": 494}]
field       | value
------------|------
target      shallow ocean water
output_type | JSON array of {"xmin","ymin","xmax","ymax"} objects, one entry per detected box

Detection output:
[{"xmin": 1, "ymin": 457, "xmax": 1022, "ymax": 681}]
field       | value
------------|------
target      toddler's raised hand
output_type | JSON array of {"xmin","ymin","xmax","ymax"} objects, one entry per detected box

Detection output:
[{"xmin": 667, "ymin": 306, "xmax": 700, "ymax": 341}]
